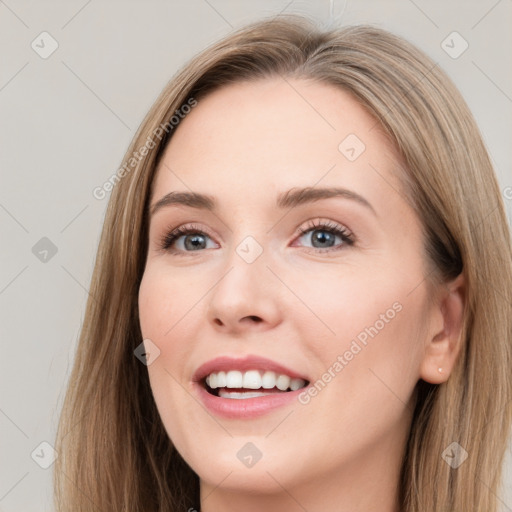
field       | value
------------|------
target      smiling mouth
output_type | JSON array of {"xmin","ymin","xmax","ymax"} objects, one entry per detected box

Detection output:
[{"xmin": 203, "ymin": 369, "xmax": 309, "ymax": 399}]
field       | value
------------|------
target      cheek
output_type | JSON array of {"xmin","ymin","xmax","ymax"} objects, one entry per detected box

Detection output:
[
  {"xmin": 138, "ymin": 270, "xmax": 184, "ymax": 398},
  {"xmin": 138, "ymin": 271, "xmax": 161, "ymax": 349},
  {"xmin": 137, "ymin": 269, "xmax": 200, "ymax": 454},
  {"xmin": 292, "ymin": 262, "xmax": 427, "ymax": 395},
  {"xmin": 292, "ymin": 260, "xmax": 422, "ymax": 333},
  {"xmin": 138, "ymin": 264, "xmax": 201, "ymax": 338},
  {"xmin": 138, "ymin": 268, "xmax": 198, "ymax": 405},
  {"xmin": 293, "ymin": 283, "xmax": 426, "ymax": 461}
]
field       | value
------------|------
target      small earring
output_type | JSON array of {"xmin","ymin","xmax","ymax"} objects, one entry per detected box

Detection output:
[{"xmin": 438, "ymin": 367, "xmax": 443, "ymax": 373}]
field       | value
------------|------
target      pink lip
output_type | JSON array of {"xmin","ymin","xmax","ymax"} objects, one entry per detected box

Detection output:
[
  {"xmin": 194, "ymin": 382, "xmax": 307, "ymax": 419},
  {"xmin": 192, "ymin": 355, "xmax": 310, "ymax": 419},
  {"xmin": 192, "ymin": 354, "xmax": 309, "ymax": 382}
]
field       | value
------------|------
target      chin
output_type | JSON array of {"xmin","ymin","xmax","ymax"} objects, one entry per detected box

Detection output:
[{"xmin": 180, "ymin": 436, "xmax": 307, "ymax": 494}]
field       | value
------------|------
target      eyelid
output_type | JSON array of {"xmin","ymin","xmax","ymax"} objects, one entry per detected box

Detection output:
[
  {"xmin": 158, "ymin": 218, "xmax": 355, "ymax": 254},
  {"xmin": 157, "ymin": 222, "xmax": 218, "ymax": 252},
  {"xmin": 292, "ymin": 219, "xmax": 355, "ymax": 252},
  {"xmin": 295, "ymin": 218, "xmax": 353, "ymax": 239}
]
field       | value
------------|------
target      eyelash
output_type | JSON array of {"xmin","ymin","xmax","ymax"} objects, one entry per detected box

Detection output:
[{"xmin": 158, "ymin": 219, "xmax": 354, "ymax": 255}]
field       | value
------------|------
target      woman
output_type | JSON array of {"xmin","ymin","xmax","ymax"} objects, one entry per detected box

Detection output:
[{"xmin": 54, "ymin": 14, "xmax": 512, "ymax": 512}]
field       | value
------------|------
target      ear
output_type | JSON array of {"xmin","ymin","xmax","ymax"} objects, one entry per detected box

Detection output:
[{"xmin": 419, "ymin": 272, "xmax": 466, "ymax": 384}]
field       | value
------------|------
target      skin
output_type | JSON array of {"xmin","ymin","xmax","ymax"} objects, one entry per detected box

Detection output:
[{"xmin": 138, "ymin": 77, "xmax": 465, "ymax": 512}]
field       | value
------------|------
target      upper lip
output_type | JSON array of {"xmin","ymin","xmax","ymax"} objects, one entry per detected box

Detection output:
[{"xmin": 193, "ymin": 355, "xmax": 309, "ymax": 383}]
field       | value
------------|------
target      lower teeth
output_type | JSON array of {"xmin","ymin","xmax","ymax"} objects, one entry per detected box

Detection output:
[
  {"xmin": 218, "ymin": 389, "xmax": 285, "ymax": 399},
  {"xmin": 204, "ymin": 382, "xmax": 309, "ymax": 398}
]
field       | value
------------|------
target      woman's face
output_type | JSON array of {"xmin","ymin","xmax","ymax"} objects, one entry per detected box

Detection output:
[{"xmin": 138, "ymin": 78, "xmax": 440, "ymax": 506}]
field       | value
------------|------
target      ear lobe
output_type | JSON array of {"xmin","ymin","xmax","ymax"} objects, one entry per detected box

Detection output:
[{"xmin": 420, "ymin": 272, "xmax": 466, "ymax": 384}]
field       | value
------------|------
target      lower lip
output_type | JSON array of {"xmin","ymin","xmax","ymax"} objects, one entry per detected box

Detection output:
[{"xmin": 194, "ymin": 382, "xmax": 306, "ymax": 419}]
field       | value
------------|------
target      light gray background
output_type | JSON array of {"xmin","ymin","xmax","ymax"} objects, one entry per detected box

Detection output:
[{"xmin": 1, "ymin": 1, "xmax": 511, "ymax": 510}]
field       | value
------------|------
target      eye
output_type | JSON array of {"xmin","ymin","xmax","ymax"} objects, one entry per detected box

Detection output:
[
  {"xmin": 159, "ymin": 223, "xmax": 217, "ymax": 254},
  {"xmin": 293, "ymin": 219, "xmax": 354, "ymax": 252},
  {"xmin": 158, "ymin": 219, "xmax": 354, "ymax": 255}
]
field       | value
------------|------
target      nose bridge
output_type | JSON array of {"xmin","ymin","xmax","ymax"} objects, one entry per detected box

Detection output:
[
  {"xmin": 206, "ymin": 230, "xmax": 282, "ymax": 329},
  {"xmin": 221, "ymin": 216, "xmax": 271, "ymax": 275},
  {"xmin": 215, "ymin": 233, "xmax": 269, "ymax": 302}
]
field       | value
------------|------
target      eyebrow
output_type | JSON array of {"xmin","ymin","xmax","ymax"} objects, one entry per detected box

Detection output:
[{"xmin": 150, "ymin": 186, "xmax": 377, "ymax": 218}]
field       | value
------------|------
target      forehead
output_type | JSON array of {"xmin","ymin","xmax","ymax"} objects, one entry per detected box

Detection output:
[{"xmin": 151, "ymin": 78, "xmax": 404, "ymax": 210}]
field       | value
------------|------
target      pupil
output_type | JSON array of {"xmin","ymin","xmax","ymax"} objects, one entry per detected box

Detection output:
[
  {"xmin": 185, "ymin": 234, "xmax": 205, "ymax": 250},
  {"xmin": 313, "ymin": 230, "xmax": 334, "ymax": 248}
]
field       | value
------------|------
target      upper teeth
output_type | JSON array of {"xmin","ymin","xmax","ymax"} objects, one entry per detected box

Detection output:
[{"xmin": 205, "ymin": 370, "xmax": 306, "ymax": 391}]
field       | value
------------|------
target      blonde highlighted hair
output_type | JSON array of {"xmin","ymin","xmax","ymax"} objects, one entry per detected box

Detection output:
[{"xmin": 54, "ymin": 14, "xmax": 512, "ymax": 511}]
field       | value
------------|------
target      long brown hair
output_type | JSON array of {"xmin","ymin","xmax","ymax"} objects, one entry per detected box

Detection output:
[{"xmin": 54, "ymin": 14, "xmax": 512, "ymax": 511}]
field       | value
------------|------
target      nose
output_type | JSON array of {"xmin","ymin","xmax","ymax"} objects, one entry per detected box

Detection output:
[{"xmin": 206, "ymin": 250, "xmax": 283, "ymax": 335}]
